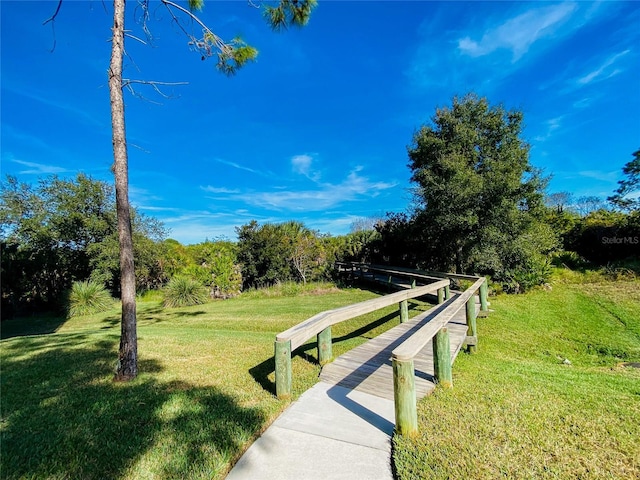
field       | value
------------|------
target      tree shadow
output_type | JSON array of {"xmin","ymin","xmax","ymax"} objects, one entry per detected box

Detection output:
[
  {"xmin": 1, "ymin": 335, "xmax": 265, "ymax": 479},
  {"xmin": 249, "ymin": 303, "xmax": 425, "ymax": 395},
  {"xmin": 1, "ymin": 313, "xmax": 68, "ymax": 340},
  {"xmin": 100, "ymin": 308, "xmax": 210, "ymax": 329}
]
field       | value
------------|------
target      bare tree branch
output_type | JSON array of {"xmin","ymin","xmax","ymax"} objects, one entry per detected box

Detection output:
[
  {"xmin": 43, "ymin": 0, "xmax": 64, "ymax": 53},
  {"xmin": 125, "ymin": 32, "xmax": 147, "ymax": 45},
  {"xmin": 122, "ymin": 79, "xmax": 189, "ymax": 102}
]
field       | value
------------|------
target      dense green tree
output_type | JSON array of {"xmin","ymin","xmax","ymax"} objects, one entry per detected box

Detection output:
[
  {"xmin": 236, "ymin": 220, "xmax": 326, "ymax": 288},
  {"xmin": 565, "ymin": 209, "xmax": 639, "ymax": 264},
  {"xmin": 0, "ymin": 174, "xmax": 169, "ymax": 318},
  {"xmin": 406, "ymin": 93, "xmax": 556, "ymax": 283},
  {"xmin": 183, "ymin": 240, "xmax": 241, "ymax": 297},
  {"xmin": 88, "ymin": 212, "xmax": 168, "ymax": 294},
  {"xmin": 236, "ymin": 221, "xmax": 295, "ymax": 288},
  {"xmin": 1, "ymin": 174, "xmax": 115, "ymax": 316},
  {"xmin": 608, "ymin": 149, "xmax": 640, "ymax": 212}
]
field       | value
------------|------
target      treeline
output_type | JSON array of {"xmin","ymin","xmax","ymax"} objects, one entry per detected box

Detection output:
[
  {"xmin": 2, "ymin": 95, "xmax": 638, "ymax": 318},
  {"xmin": 0, "ymin": 174, "xmax": 375, "ymax": 318}
]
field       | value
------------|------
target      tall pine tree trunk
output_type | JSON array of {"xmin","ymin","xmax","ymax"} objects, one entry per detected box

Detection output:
[{"xmin": 109, "ymin": 0, "xmax": 138, "ymax": 381}]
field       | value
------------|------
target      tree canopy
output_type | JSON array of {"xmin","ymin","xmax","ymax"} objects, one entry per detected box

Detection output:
[
  {"xmin": 0, "ymin": 174, "xmax": 166, "ymax": 318},
  {"xmin": 403, "ymin": 93, "xmax": 556, "ymax": 286},
  {"xmin": 608, "ymin": 149, "xmax": 640, "ymax": 212}
]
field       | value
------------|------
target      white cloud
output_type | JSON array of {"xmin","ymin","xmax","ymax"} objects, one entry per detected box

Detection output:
[
  {"xmin": 11, "ymin": 158, "xmax": 67, "ymax": 175},
  {"xmin": 407, "ymin": 2, "xmax": 595, "ymax": 91},
  {"xmin": 291, "ymin": 153, "xmax": 323, "ymax": 182},
  {"xmin": 201, "ymin": 186, "xmax": 241, "ymax": 194},
  {"xmin": 240, "ymin": 169, "xmax": 397, "ymax": 212},
  {"xmin": 576, "ymin": 49, "xmax": 631, "ymax": 85},
  {"xmin": 213, "ymin": 158, "xmax": 272, "ymax": 178},
  {"xmin": 578, "ymin": 170, "xmax": 619, "ymax": 183},
  {"xmin": 533, "ymin": 115, "xmax": 565, "ymax": 142},
  {"xmin": 291, "ymin": 154, "xmax": 313, "ymax": 175},
  {"xmin": 458, "ymin": 2, "xmax": 577, "ymax": 61},
  {"xmin": 4, "ymin": 84, "xmax": 104, "ymax": 128}
]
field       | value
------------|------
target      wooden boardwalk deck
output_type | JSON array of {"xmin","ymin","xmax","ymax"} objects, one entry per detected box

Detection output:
[{"xmin": 319, "ymin": 295, "xmax": 475, "ymax": 401}]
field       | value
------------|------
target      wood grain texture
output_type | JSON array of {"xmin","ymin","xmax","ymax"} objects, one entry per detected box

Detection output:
[
  {"xmin": 276, "ymin": 279, "xmax": 449, "ymax": 350},
  {"xmin": 319, "ymin": 299, "xmax": 471, "ymax": 401}
]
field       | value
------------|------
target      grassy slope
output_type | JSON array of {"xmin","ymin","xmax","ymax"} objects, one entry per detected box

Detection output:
[
  {"xmin": 3, "ymin": 278, "xmax": 639, "ymax": 479},
  {"xmin": 393, "ymin": 278, "xmax": 640, "ymax": 480},
  {"xmin": 1, "ymin": 285, "xmax": 414, "ymax": 480}
]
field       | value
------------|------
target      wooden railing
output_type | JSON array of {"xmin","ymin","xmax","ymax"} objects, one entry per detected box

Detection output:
[
  {"xmin": 274, "ymin": 263, "xmax": 489, "ymax": 437},
  {"xmin": 274, "ymin": 277, "xmax": 449, "ymax": 398},
  {"xmin": 391, "ymin": 276, "xmax": 486, "ymax": 436},
  {"xmin": 336, "ymin": 262, "xmax": 488, "ymax": 310}
]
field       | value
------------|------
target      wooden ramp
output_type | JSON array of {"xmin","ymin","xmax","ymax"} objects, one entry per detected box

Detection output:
[{"xmin": 319, "ymin": 295, "xmax": 474, "ymax": 401}]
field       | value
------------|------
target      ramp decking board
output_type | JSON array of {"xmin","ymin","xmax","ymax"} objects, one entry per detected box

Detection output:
[{"xmin": 319, "ymin": 298, "xmax": 476, "ymax": 401}]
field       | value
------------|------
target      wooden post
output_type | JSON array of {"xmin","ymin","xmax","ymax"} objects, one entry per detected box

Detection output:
[
  {"xmin": 317, "ymin": 326, "xmax": 332, "ymax": 365},
  {"xmin": 393, "ymin": 358, "xmax": 417, "ymax": 437},
  {"xmin": 433, "ymin": 328, "xmax": 452, "ymax": 388},
  {"xmin": 437, "ymin": 288, "xmax": 444, "ymax": 304},
  {"xmin": 479, "ymin": 279, "xmax": 488, "ymax": 311},
  {"xmin": 399, "ymin": 299, "xmax": 409, "ymax": 323},
  {"xmin": 466, "ymin": 296, "xmax": 477, "ymax": 353},
  {"xmin": 444, "ymin": 284, "xmax": 451, "ymax": 300},
  {"xmin": 275, "ymin": 340, "xmax": 292, "ymax": 398}
]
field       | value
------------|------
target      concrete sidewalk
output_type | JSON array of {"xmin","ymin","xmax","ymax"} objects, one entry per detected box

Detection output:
[{"xmin": 225, "ymin": 382, "xmax": 396, "ymax": 480}]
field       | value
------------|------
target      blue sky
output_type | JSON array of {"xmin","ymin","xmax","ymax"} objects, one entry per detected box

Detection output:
[{"xmin": 2, "ymin": 1, "xmax": 639, "ymax": 244}]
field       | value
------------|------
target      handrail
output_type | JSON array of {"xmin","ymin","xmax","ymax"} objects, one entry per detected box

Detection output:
[
  {"xmin": 275, "ymin": 262, "xmax": 490, "ymax": 440},
  {"xmin": 391, "ymin": 276, "xmax": 487, "ymax": 436},
  {"xmin": 337, "ymin": 262, "xmax": 491, "ymax": 436},
  {"xmin": 337, "ymin": 261, "xmax": 482, "ymax": 282},
  {"xmin": 392, "ymin": 277, "xmax": 484, "ymax": 361},
  {"xmin": 337, "ymin": 262, "xmax": 488, "ymax": 311},
  {"xmin": 335, "ymin": 262, "xmax": 443, "ymax": 284},
  {"xmin": 274, "ymin": 276, "xmax": 450, "ymax": 398},
  {"xmin": 277, "ymin": 279, "xmax": 449, "ymax": 351}
]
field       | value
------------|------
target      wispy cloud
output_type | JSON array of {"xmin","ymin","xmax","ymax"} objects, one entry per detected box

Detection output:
[
  {"xmin": 159, "ymin": 209, "xmax": 270, "ymax": 243},
  {"xmin": 201, "ymin": 186, "xmax": 241, "ymax": 194},
  {"xmin": 196, "ymin": 165, "xmax": 397, "ymax": 213},
  {"xmin": 212, "ymin": 158, "xmax": 273, "ymax": 178},
  {"xmin": 578, "ymin": 170, "xmax": 619, "ymax": 183},
  {"xmin": 291, "ymin": 153, "xmax": 312, "ymax": 174},
  {"xmin": 4, "ymin": 84, "xmax": 104, "ymax": 128},
  {"xmin": 291, "ymin": 153, "xmax": 322, "ymax": 181},
  {"xmin": 533, "ymin": 115, "xmax": 565, "ymax": 142},
  {"xmin": 240, "ymin": 168, "xmax": 397, "ymax": 212},
  {"xmin": 407, "ymin": 1, "xmax": 607, "ymax": 92},
  {"xmin": 11, "ymin": 158, "xmax": 67, "ymax": 175},
  {"xmin": 458, "ymin": 2, "xmax": 577, "ymax": 61},
  {"xmin": 576, "ymin": 49, "xmax": 631, "ymax": 86}
]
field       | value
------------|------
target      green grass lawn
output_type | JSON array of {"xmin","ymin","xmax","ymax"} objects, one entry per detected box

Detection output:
[
  {"xmin": 393, "ymin": 277, "xmax": 640, "ymax": 480},
  {"xmin": 3, "ymin": 277, "xmax": 639, "ymax": 479},
  {"xmin": 1, "ymin": 283, "xmax": 415, "ymax": 480}
]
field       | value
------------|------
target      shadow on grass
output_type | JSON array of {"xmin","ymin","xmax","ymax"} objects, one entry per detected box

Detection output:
[
  {"xmin": 100, "ymin": 308, "xmax": 210, "ymax": 329},
  {"xmin": 249, "ymin": 307, "xmax": 417, "ymax": 395},
  {"xmin": 0, "ymin": 313, "xmax": 68, "ymax": 340},
  {"xmin": 1, "ymin": 335, "xmax": 265, "ymax": 479}
]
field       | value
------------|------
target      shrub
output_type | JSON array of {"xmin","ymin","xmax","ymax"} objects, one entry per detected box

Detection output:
[
  {"xmin": 503, "ymin": 257, "xmax": 553, "ymax": 294},
  {"xmin": 66, "ymin": 280, "xmax": 114, "ymax": 318},
  {"xmin": 551, "ymin": 250, "xmax": 590, "ymax": 270},
  {"xmin": 163, "ymin": 276, "xmax": 209, "ymax": 308}
]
